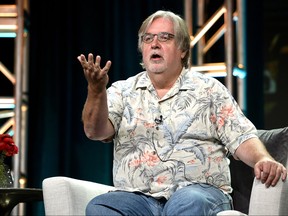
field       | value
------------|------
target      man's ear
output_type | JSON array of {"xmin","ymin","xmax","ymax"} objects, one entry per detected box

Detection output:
[{"xmin": 181, "ymin": 50, "xmax": 187, "ymax": 59}]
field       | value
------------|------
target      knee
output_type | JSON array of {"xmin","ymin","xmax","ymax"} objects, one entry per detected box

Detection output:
[
  {"xmin": 85, "ymin": 197, "xmax": 121, "ymax": 216},
  {"xmin": 164, "ymin": 185, "xmax": 231, "ymax": 215},
  {"xmin": 85, "ymin": 199, "xmax": 96, "ymax": 215},
  {"xmin": 85, "ymin": 194, "xmax": 113, "ymax": 215}
]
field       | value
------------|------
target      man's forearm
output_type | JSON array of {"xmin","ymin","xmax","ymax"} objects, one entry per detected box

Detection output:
[
  {"xmin": 82, "ymin": 89, "xmax": 114, "ymax": 140},
  {"xmin": 235, "ymin": 137, "xmax": 274, "ymax": 167}
]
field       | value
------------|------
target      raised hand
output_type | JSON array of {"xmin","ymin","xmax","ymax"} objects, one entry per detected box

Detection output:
[{"xmin": 77, "ymin": 53, "xmax": 112, "ymax": 93}]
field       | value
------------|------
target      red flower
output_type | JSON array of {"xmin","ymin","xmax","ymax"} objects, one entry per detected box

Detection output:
[{"xmin": 0, "ymin": 134, "xmax": 18, "ymax": 157}]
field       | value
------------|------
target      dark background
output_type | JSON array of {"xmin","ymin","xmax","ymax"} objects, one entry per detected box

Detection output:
[{"xmin": 0, "ymin": 0, "xmax": 287, "ymax": 214}]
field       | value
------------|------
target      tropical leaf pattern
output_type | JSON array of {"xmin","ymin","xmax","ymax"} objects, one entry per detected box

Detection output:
[{"xmin": 106, "ymin": 68, "xmax": 257, "ymax": 199}]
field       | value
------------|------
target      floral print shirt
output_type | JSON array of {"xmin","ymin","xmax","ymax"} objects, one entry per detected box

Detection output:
[{"xmin": 107, "ymin": 68, "xmax": 257, "ymax": 199}]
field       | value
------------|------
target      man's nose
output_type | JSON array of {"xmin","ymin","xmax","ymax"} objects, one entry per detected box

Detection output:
[{"xmin": 151, "ymin": 35, "xmax": 160, "ymax": 47}]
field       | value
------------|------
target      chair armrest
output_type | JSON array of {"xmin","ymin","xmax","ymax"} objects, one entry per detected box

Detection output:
[
  {"xmin": 249, "ymin": 177, "xmax": 288, "ymax": 215},
  {"xmin": 42, "ymin": 176, "xmax": 115, "ymax": 215}
]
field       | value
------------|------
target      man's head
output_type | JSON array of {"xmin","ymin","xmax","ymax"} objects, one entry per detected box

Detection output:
[{"xmin": 138, "ymin": 10, "xmax": 191, "ymax": 69}]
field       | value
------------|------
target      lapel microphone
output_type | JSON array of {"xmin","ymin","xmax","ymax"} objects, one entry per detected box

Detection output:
[{"xmin": 154, "ymin": 115, "xmax": 163, "ymax": 124}]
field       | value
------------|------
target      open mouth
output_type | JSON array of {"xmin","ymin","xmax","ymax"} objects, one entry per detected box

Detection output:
[{"xmin": 150, "ymin": 53, "xmax": 162, "ymax": 61}]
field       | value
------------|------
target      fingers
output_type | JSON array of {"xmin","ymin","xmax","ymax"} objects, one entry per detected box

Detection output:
[
  {"xmin": 263, "ymin": 165, "xmax": 279, "ymax": 187},
  {"xmin": 77, "ymin": 53, "xmax": 111, "ymax": 92},
  {"xmin": 77, "ymin": 53, "xmax": 89, "ymax": 63},
  {"xmin": 88, "ymin": 53, "xmax": 94, "ymax": 64},
  {"xmin": 281, "ymin": 166, "xmax": 287, "ymax": 181},
  {"xmin": 77, "ymin": 53, "xmax": 112, "ymax": 76},
  {"xmin": 271, "ymin": 165, "xmax": 286, "ymax": 186},
  {"xmin": 103, "ymin": 60, "xmax": 112, "ymax": 73},
  {"xmin": 255, "ymin": 161, "xmax": 287, "ymax": 187},
  {"xmin": 77, "ymin": 53, "xmax": 96, "ymax": 70}
]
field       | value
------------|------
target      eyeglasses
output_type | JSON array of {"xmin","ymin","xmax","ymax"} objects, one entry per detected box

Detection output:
[{"xmin": 141, "ymin": 32, "xmax": 175, "ymax": 44}]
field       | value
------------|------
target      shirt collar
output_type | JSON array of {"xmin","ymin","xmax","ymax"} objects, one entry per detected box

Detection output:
[{"xmin": 135, "ymin": 67, "xmax": 196, "ymax": 91}]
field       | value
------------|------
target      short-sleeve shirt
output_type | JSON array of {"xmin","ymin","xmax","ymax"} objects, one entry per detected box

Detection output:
[{"xmin": 107, "ymin": 68, "xmax": 257, "ymax": 199}]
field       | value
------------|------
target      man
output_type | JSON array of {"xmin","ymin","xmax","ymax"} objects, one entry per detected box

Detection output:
[{"xmin": 78, "ymin": 10, "xmax": 287, "ymax": 215}]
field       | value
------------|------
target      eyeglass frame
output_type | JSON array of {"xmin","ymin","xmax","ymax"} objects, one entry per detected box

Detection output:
[{"xmin": 141, "ymin": 32, "xmax": 175, "ymax": 44}]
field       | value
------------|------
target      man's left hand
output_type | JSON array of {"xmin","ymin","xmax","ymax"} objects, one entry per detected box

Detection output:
[{"xmin": 254, "ymin": 159, "xmax": 287, "ymax": 187}]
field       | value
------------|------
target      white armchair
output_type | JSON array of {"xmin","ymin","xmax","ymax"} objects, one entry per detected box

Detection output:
[{"xmin": 42, "ymin": 127, "xmax": 288, "ymax": 215}]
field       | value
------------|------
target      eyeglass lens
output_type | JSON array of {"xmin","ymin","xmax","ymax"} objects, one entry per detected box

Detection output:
[{"xmin": 142, "ymin": 32, "xmax": 174, "ymax": 43}]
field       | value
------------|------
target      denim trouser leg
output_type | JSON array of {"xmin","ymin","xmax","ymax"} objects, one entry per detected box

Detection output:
[
  {"xmin": 86, "ymin": 184, "xmax": 232, "ymax": 216},
  {"xmin": 86, "ymin": 191, "xmax": 164, "ymax": 216},
  {"xmin": 163, "ymin": 184, "xmax": 232, "ymax": 215}
]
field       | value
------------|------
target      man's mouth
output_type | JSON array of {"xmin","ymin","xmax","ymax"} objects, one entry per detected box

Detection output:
[{"xmin": 150, "ymin": 53, "xmax": 162, "ymax": 61}]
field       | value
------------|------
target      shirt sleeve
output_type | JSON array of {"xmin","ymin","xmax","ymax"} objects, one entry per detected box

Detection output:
[
  {"xmin": 209, "ymin": 78, "xmax": 258, "ymax": 154},
  {"xmin": 106, "ymin": 81, "xmax": 125, "ymax": 135}
]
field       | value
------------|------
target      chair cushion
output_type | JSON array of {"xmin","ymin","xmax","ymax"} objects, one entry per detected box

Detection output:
[{"xmin": 229, "ymin": 127, "xmax": 288, "ymax": 214}]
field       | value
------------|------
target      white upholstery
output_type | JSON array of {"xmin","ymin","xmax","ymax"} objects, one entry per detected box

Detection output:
[
  {"xmin": 217, "ymin": 210, "xmax": 247, "ymax": 216},
  {"xmin": 43, "ymin": 176, "xmax": 288, "ymax": 215},
  {"xmin": 248, "ymin": 178, "xmax": 288, "ymax": 215},
  {"xmin": 42, "ymin": 176, "xmax": 114, "ymax": 215}
]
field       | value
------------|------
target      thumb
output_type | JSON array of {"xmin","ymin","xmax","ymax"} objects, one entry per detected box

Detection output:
[{"xmin": 254, "ymin": 163, "xmax": 263, "ymax": 179}]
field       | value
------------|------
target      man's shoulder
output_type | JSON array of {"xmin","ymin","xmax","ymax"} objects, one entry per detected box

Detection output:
[
  {"xmin": 182, "ymin": 68, "xmax": 221, "ymax": 85},
  {"xmin": 110, "ymin": 71, "xmax": 147, "ymax": 90}
]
